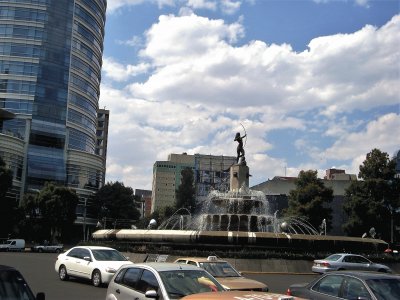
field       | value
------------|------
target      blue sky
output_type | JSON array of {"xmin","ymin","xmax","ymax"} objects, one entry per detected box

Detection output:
[{"xmin": 100, "ymin": 0, "xmax": 400, "ymax": 190}]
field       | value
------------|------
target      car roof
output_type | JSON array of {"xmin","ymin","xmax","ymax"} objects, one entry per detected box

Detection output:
[
  {"xmin": 325, "ymin": 271, "xmax": 399, "ymax": 280},
  {"xmin": 120, "ymin": 262, "xmax": 204, "ymax": 272},
  {"xmin": 181, "ymin": 291, "xmax": 302, "ymax": 300},
  {"xmin": 70, "ymin": 246, "xmax": 116, "ymax": 250},
  {"xmin": 0, "ymin": 265, "xmax": 17, "ymax": 272},
  {"xmin": 175, "ymin": 257, "xmax": 228, "ymax": 263}
]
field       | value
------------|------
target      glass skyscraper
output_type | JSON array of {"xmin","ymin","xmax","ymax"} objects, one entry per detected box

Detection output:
[{"xmin": 0, "ymin": 0, "xmax": 108, "ymax": 220}]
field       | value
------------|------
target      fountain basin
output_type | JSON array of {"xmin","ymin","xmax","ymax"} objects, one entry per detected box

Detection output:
[{"xmin": 92, "ymin": 229, "xmax": 388, "ymax": 253}]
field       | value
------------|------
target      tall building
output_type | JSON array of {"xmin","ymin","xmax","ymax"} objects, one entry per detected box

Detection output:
[
  {"xmin": 151, "ymin": 153, "xmax": 236, "ymax": 213},
  {"xmin": 0, "ymin": 1, "xmax": 107, "ymax": 222}
]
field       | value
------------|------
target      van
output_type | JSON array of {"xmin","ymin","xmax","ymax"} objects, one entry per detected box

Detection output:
[{"xmin": 0, "ymin": 239, "xmax": 25, "ymax": 251}]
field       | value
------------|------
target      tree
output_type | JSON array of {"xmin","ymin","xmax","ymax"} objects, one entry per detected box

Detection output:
[
  {"xmin": 36, "ymin": 182, "xmax": 79, "ymax": 242},
  {"xmin": 0, "ymin": 155, "xmax": 15, "ymax": 237},
  {"xmin": 92, "ymin": 181, "xmax": 141, "ymax": 228},
  {"xmin": 20, "ymin": 183, "xmax": 79, "ymax": 242},
  {"xmin": 175, "ymin": 167, "xmax": 196, "ymax": 214},
  {"xmin": 284, "ymin": 170, "xmax": 333, "ymax": 231},
  {"xmin": 343, "ymin": 149, "xmax": 400, "ymax": 241}
]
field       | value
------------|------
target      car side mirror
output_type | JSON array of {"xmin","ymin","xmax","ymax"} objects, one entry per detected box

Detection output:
[
  {"xmin": 83, "ymin": 256, "xmax": 92, "ymax": 262},
  {"xmin": 144, "ymin": 290, "xmax": 158, "ymax": 298},
  {"xmin": 36, "ymin": 292, "xmax": 45, "ymax": 300}
]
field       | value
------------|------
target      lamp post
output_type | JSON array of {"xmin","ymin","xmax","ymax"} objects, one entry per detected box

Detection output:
[{"xmin": 82, "ymin": 198, "xmax": 87, "ymax": 242}]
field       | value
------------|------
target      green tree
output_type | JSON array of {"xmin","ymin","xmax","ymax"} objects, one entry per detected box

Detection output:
[
  {"xmin": 175, "ymin": 167, "xmax": 196, "ymax": 214},
  {"xmin": 343, "ymin": 149, "xmax": 400, "ymax": 241},
  {"xmin": 22, "ymin": 183, "xmax": 78, "ymax": 241},
  {"xmin": 284, "ymin": 170, "xmax": 333, "ymax": 231},
  {"xmin": 0, "ymin": 155, "xmax": 15, "ymax": 237},
  {"xmin": 19, "ymin": 193, "xmax": 46, "ymax": 242},
  {"xmin": 92, "ymin": 181, "xmax": 141, "ymax": 228}
]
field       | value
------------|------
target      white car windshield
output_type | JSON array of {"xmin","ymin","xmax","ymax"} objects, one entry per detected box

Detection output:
[
  {"xmin": 159, "ymin": 269, "xmax": 223, "ymax": 298},
  {"xmin": 91, "ymin": 249, "xmax": 128, "ymax": 261},
  {"xmin": 198, "ymin": 262, "xmax": 241, "ymax": 277}
]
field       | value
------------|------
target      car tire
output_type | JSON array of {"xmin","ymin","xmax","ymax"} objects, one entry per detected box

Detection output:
[
  {"xmin": 92, "ymin": 269, "xmax": 102, "ymax": 287},
  {"xmin": 59, "ymin": 265, "xmax": 69, "ymax": 281},
  {"xmin": 56, "ymin": 248, "xmax": 61, "ymax": 253},
  {"xmin": 38, "ymin": 248, "xmax": 43, "ymax": 253}
]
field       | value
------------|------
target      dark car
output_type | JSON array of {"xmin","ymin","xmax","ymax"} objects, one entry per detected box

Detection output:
[
  {"xmin": 287, "ymin": 271, "xmax": 400, "ymax": 300},
  {"xmin": 0, "ymin": 265, "xmax": 45, "ymax": 300}
]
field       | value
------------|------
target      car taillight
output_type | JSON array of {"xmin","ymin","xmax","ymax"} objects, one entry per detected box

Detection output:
[
  {"xmin": 321, "ymin": 262, "xmax": 331, "ymax": 267},
  {"xmin": 286, "ymin": 288, "xmax": 292, "ymax": 296}
]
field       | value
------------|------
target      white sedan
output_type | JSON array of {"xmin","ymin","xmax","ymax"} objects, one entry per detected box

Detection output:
[{"xmin": 55, "ymin": 246, "xmax": 132, "ymax": 287}]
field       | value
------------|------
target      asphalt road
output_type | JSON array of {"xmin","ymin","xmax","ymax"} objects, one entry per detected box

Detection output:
[{"xmin": 0, "ymin": 251, "xmax": 318, "ymax": 299}]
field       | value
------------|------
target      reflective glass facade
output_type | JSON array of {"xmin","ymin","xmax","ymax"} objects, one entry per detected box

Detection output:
[{"xmin": 0, "ymin": 0, "xmax": 107, "ymax": 206}]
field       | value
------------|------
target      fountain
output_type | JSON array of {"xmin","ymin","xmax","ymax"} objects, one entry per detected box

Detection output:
[{"xmin": 92, "ymin": 131, "xmax": 388, "ymax": 254}]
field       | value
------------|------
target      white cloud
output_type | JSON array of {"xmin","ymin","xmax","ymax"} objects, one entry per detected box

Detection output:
[
  {"xmin": 101, "ymin": 13, "xmax": 400, "ymax": 189},
  {"xmin": 313, "ymin": 0, "xmax": 370, "ymax": 8},
  {"xmin": 116, "ymin": 35, "xmax": 143, "ymax": 48},
  {"xmin": 107, "ymin": 0, "xmax": 245, "ymax": 14},
  {"xmin": 186, "ymin": 0, "xmax": 217, "ymax": 11},
  {"xmin": 127, "ymin": 14, "xmax": 399, "ymax": 114},
  {"xmin": 220, "ymin": 0, "xmax": 242, "ymax": 14},
  {"xmin": 324, "ymin": 113, "xmax": 400, "ymax": 161},
  {"xmin": 102, "ymin": 57, "xmax": 151, "ymax": 81}
]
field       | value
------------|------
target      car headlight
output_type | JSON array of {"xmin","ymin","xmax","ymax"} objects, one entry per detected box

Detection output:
[{"xmin": 105, "ymin": 267, "xmax": 117, "ymax": 273}]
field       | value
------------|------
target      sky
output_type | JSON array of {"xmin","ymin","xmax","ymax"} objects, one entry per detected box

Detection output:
[{"xmin": 99, "ymin": 0, "xmax": 400, "ymax": 190}]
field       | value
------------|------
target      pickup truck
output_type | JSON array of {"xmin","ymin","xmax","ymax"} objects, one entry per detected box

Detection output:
[{"xmin": 31, "ymin": 244, "xmax": 63, "ymax": 253}]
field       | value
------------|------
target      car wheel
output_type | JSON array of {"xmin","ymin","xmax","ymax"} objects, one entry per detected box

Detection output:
[
  {"xmin": 55, "ymin": 248, "xmax": 61, "ymax": 253},
  {"xmin": 59, "ymin": 265, "xmax": 69, "ymax": 281},
  {"xmin": 92, "ymin": 270, "xmax": 102, "ymax": 287},
  {"xmin": 38, "ymin": 248, "xmax": 43, "ymax": 253}
]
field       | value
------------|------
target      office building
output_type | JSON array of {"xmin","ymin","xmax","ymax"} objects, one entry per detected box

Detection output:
[
  {"xmin": 151, "ymin": 153, "xmax": 236, "ymax": 213},
  {"xmin": 251, "ymin": 169, "xmax": 357, "ymax": 235},
  {"xmin": 0, "ymin": 1, "xmax": 107, "ymax": 221}
]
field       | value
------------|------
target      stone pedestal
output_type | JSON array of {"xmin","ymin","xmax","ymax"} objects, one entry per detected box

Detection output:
[{"xmin": 230, "ymin": 164, "xmax": 249, "ymax": 191}]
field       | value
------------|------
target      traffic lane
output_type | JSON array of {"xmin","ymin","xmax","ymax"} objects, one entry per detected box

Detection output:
[
  {"xmin": 243, "ymin": 272, "xmax": 318, "ymax": 294},
  {"xmin": 0, "ymin": 252, "xmax": 106, "ymax": 300},
  {"xmin": 0, "ymin": 252, "xmax": 319, "ymax": 299}
]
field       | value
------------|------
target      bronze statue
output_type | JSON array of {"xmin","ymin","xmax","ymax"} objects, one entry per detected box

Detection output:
[{"xmin": 234, "ymin": 131, "xmax": 246, "ymax": 164}]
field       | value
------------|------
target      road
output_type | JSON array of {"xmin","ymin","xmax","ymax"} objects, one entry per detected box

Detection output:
[{"xmin": 0, "ymin": 251, "xmax": 318, "ymax": 299}]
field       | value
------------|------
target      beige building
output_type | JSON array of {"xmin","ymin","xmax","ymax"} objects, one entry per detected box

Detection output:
[
  {"xmin": 151, "ymin": 153, "xmax": 236, "ymax": 214},
  {"xmin": 251, "ymin": 169, "xmax": 357, "ymax": 235}
]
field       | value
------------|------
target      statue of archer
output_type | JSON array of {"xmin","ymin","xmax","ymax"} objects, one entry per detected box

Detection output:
[{"xmin": 234, "ymin": 131, "xmax": 246, "ymax": 164}]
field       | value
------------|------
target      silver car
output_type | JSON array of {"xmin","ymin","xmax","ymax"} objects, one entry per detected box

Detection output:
[
  {"xmin": 105, "ymin": 262, "xmax": 225, "ymax": 300},
  {"xmin": 312, "ymin": 253, "xmax": 392, "ymax": 273}
]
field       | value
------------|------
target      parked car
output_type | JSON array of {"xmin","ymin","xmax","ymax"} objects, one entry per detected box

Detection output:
[
  {"xmin": 182, "ymin": 291, "xmax": 305, "ymax": 299},
  {"xmin": 0, "ymin": 265, "xmax": 45, "ymax": 300},
  {"xmin": 31, "ymin": 242, "xmax": 63, "ymax": 253},
  {"xmin": 105, "ymin": 262, "xmax": 225, "ymax": 300},
  {"xmin": 312, "ymin": 253, "xmax": 392, "ymax": 273},
  {"xmin": 55, "ymin": 246, "xmax": 132, "ymax": 287},
  {"xmin": 174, "ymin": 256, "xmax": 269, "ymax": 291},
  {"xmin": 0, "ymin": 239, "xmax": 25, "ymax": 251},
  {"xmin": 287, "ymin": 270, "xmax": 400, "ymax": 300}
]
